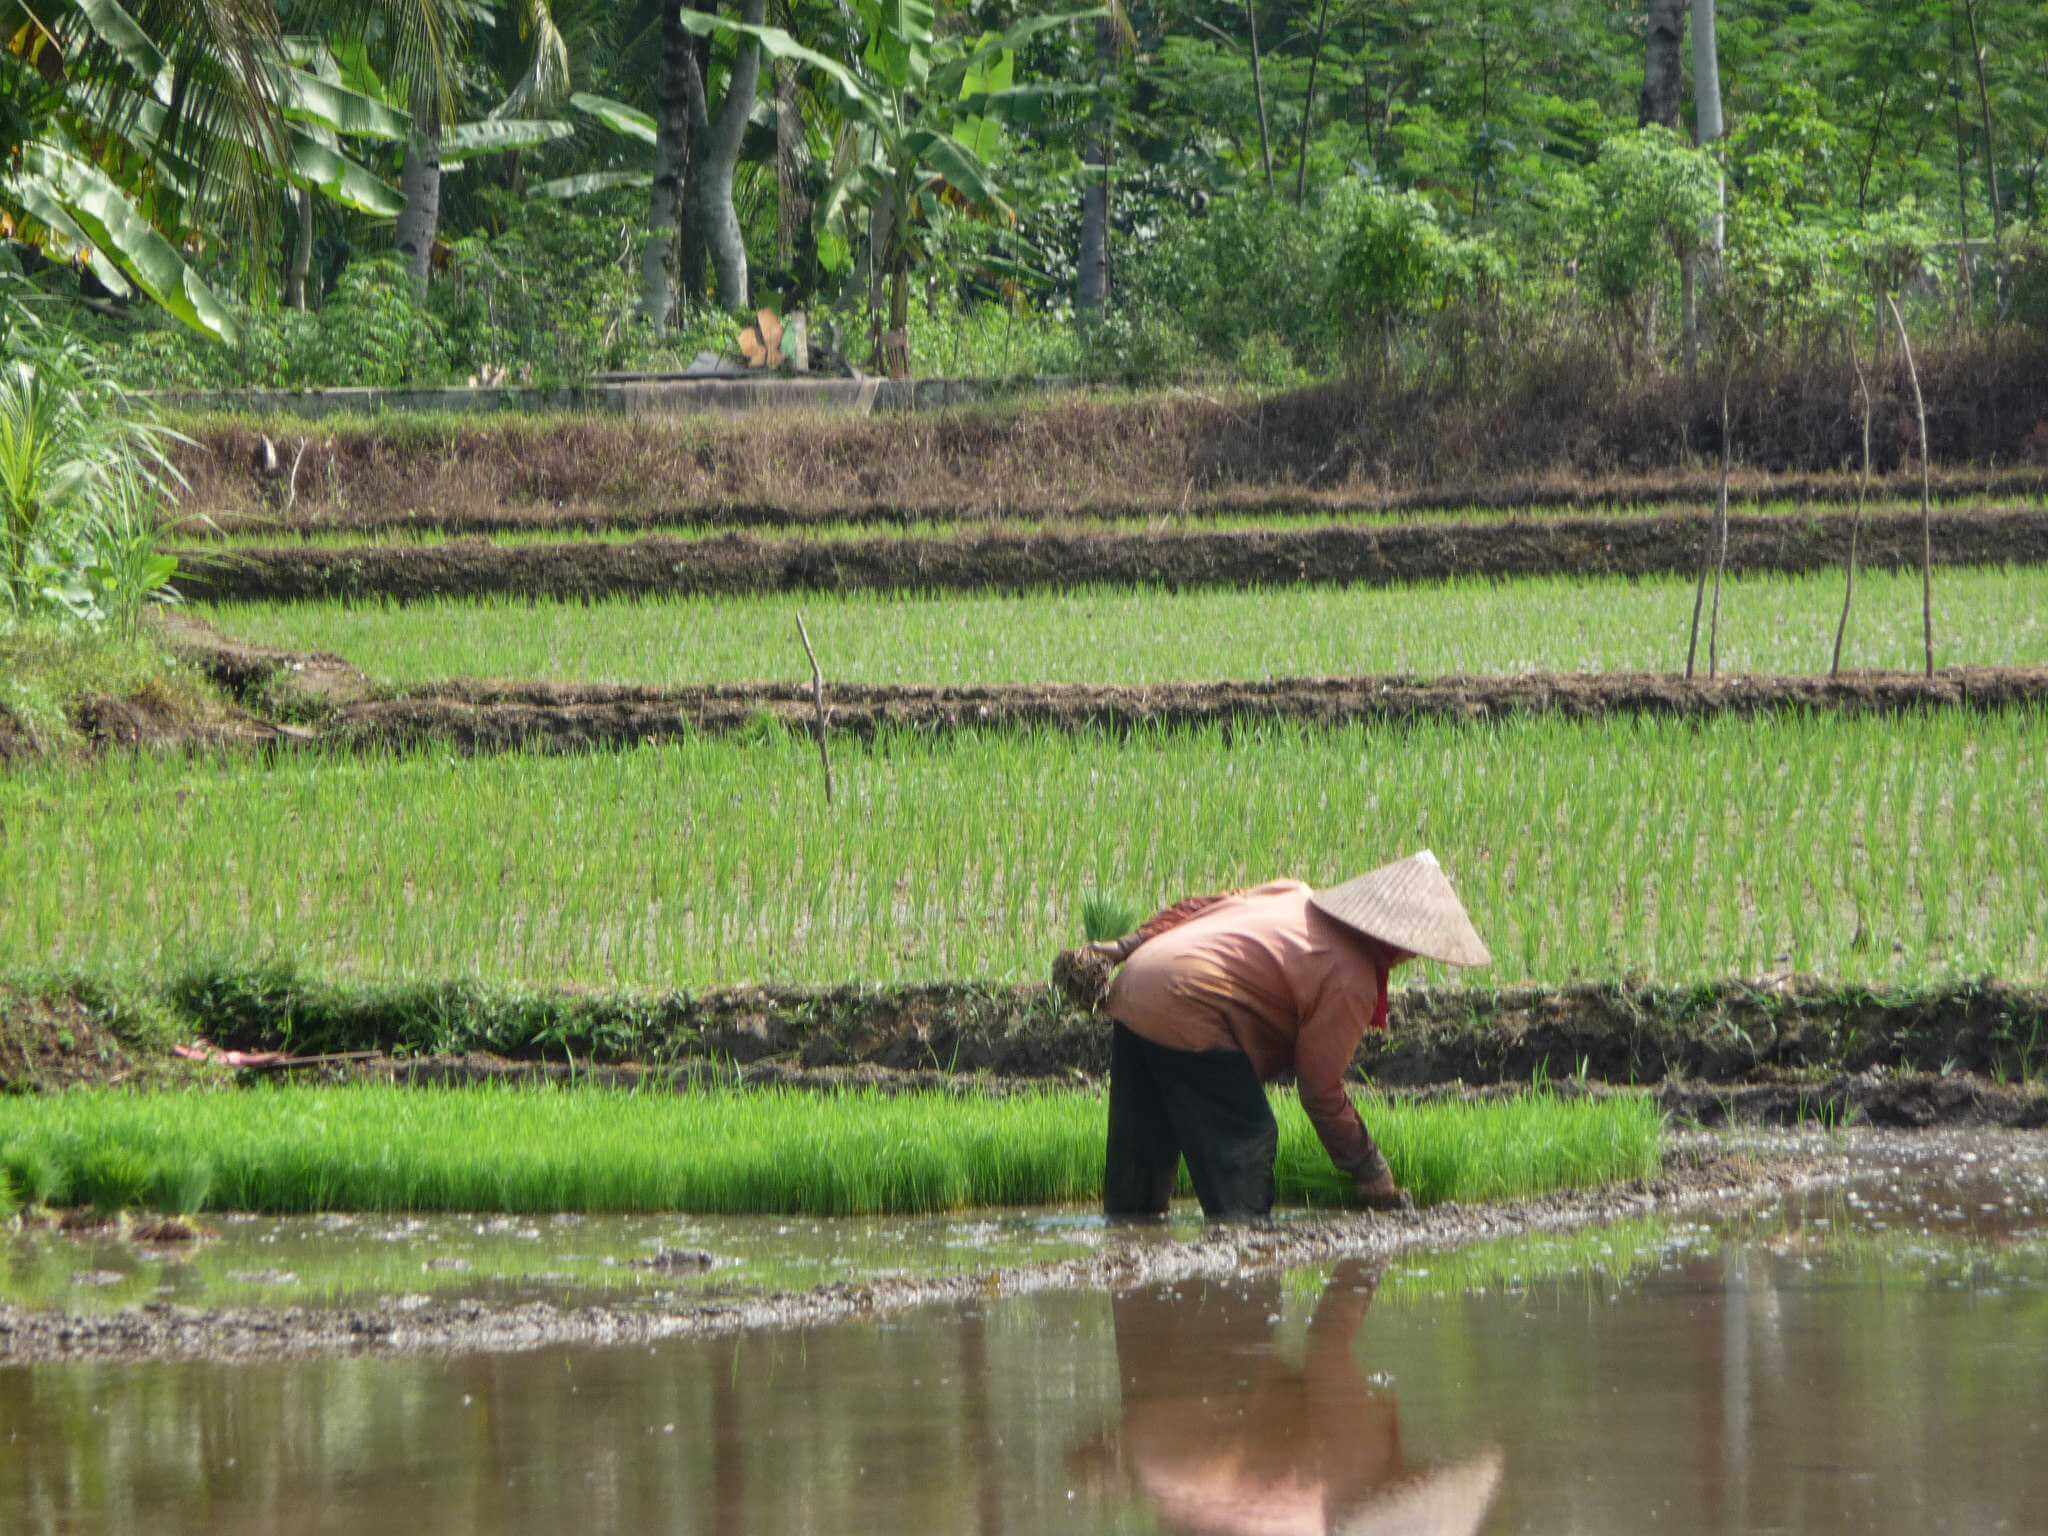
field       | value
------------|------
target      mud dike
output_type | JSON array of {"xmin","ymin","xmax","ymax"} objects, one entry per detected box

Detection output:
[{"xmin": 177, "ymin": 507, "xmax": 2048, "ymax": 603}]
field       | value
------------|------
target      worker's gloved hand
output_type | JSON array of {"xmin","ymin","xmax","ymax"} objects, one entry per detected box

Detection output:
[{"xmin": 1352, "ymin": 1162, "xmax": 1416, "ymax": 1214}]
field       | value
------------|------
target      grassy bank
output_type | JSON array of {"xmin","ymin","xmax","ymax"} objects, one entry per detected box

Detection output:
[
  {"xmin": 0, "ymin": 1084, "xmax": 1662, "ymax": 1216},
  {"xmin": 196, "ymin": 565, "xmax": 2048, "ymax": 691},
  {"xmin": 190, "ymin": 494, "xmax": 2048, "ymax": 548},
  {"xmin": 0, "ymin": 624, "xmax": 222, "ymax": 760},
  {"xmin": 4, "ymin": 711, "xmax": 2039, "ymax": 989}
]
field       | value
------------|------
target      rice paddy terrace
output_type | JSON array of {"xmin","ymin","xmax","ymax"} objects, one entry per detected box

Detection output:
[{"xmin": 7, "ymin": 396, "xmax": 2048, "ymax": 1533}]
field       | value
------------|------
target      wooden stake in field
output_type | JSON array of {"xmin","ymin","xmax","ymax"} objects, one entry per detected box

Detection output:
[
  {"xmin": 796, "ymin": 612, "xmax": 834, "ymax": 805},
  {"xmin": 1885, "ymin": 294, "xmax": 1936, "ymax": 677},
  {"xmin": 1706, "ymin": 376, "xmax": 1733, "ymax": 679},
  {"xmin": 1831, "ymin": 328, "xmax": 1875, "ymax": 677},
  {"xmin": 1684, "ymin": 382, "xmax": 1732, "ymax": 681}
]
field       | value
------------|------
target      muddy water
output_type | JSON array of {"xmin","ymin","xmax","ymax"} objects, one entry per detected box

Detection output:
[
  {"xmin": 5, "ymin": 1142, "xmax": 2046, "ymax": 1535},
  {"xmin": 0, "ymin": 1207, "xmax": 1151, "ymax": 1315}
]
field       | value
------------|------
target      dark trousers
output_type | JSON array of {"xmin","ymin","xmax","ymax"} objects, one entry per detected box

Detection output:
[{"xmin": 1104, "ymin": 1022, "xmax": 1279, "ymax": 1220}]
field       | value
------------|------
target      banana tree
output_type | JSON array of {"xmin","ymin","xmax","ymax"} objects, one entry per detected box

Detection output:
[
  {"xmin": 2, "ymin": 0, "xmax": 449, "ymax": 339},
  {"xmin": 679, "ymin": 0, "xmax": 1096, "ymax": 376}
]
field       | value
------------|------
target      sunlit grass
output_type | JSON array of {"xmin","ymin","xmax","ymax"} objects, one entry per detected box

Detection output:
[
  {"xmin": 187, "ymin": 492, "xmax": 2044, "ymax": 551},
  {"xmin": 3, "ymin": 710, "xmax": 2039, "ymax": 990},
  {"xmin": 190, "ymin": 564, "xmax": 2048, "ymax": 689},
  {"xmin": 0, "ymin": 1085, "xmax": 1663, "ymax": 1216}
]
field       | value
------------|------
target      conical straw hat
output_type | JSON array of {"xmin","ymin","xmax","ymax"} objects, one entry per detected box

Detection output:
[{"xmin": 1309, "ymin": 850, "xmax": 1491, "ymax": 968}]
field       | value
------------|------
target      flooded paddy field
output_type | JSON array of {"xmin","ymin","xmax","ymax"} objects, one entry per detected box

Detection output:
[{"xmin": 5, "ymin": 1130, "xmax": 2044, "ymax": 1534}]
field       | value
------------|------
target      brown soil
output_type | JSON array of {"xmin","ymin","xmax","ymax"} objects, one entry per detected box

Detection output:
[
  {"xmin": 174, "ymin": 507, "xmax": 2048, "ymax": 604},
  {"xmin": 0, "ymin": 988, "xmax": 198, "ymax": 1093},
  {"xmin": 161, "ymin": 972, "xmax": 2048, "ymax": 1093},
  {"xmin": 1656, "ymin": 1072, "xmax": 2048, "ymax": 1130},
  {"xmin": 317, "ymin": 667, "xmax": 2048, "ymax": 755},
  {"xmin": 171, "ymin": 340, "xmax": 2048, "ymax": 528}
]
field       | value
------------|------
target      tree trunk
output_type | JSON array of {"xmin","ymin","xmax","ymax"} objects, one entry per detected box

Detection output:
[
  {"xmin": 884, "ymin": 260, "xmax": 912, "ymax": 379},
  {"xmin": 1691, "ymin": 0, "xmax": 1725, "ymax": 254},
  {"xmin": 1077, "ymin": 16, "xmax": 1116, "ymax": 311},
  {"xmin": 1960, "ymin": 0, "xmax": 2003, "ymax": 268},
  {"xmin": 1639, "ymin": 0, "xmax": 1686, "ymax": 129},
  {"xmin": 286, "ymin": 188, "xmax": 313, "ymax": 311},
  {"xmin": 1245, "ymin": 0, "xmax": 1275, "ymax": 195},
  {"xmin": 1948, "ymin": 14, "xmax": 1975, "ymax": 321},
  {"xmin": 394, "ymin": 96, "xmax": 442, "ymax": 292},
  {"xmin": 640, "ymin": 3, "xmax": 695, "ymax": 331},
  {"xmin": 1294, "ymin": 0, "xmax": 1335, "ymax": 206},
  {"xmin": 1682, "ymin": 0, "xmax": 1725, "ymax": 382},
  {"xmin": 679, "ymin": 0, "xmax": 766, "ymax": 312},
  {"xmin": 1681, "ymin": 256, "xmax": 1697, "ymax": 380},
  {"xmin": 866, "ymin": 200, "xmax": 892, "ymax": 361}
]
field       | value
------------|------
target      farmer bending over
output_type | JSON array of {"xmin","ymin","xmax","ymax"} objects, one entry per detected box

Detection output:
[{"xmin": 1068, "ymin": 851, "xmax": 1489, "ymax": 1220}]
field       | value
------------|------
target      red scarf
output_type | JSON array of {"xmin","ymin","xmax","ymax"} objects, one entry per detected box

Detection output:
[{"xmin": 1365, "ymin": 941, "xmax": 1399, "ymax": 1033}]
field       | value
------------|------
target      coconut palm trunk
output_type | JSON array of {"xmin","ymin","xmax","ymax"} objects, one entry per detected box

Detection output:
[
  {"xmin": 394, "ymin": 95, "xmax": 443, "ymax": 291},
  {"xmin": 640, "ymin": 3, "xmax": 696, "ymax": 329},
  {"xmin": 680, "ymin": 0, "xmax": 767, "ymax": 311},
  {"xmin": 1639, "ymin": 0, "xmax": 1685, "ymax": 128},
  {"xmin": 1077, "ymin": 15, "xmax": 1117, "ymax": 311}
]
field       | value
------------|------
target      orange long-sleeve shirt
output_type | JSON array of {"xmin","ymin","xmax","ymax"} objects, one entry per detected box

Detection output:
[{"xmin": 1104, "ymin": 880, "xmax": 1383, "ymax": 1175}]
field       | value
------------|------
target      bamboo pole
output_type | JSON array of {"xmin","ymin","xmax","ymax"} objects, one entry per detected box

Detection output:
[
  {"xmin": 1831, "ymin": 329, "xmax": 1874, "ymax": 677},
  {"xmin": 796, "ymin": 612, "xmax": 834, "ymax": 804},
  {"xmin": 1707, "ymin": 376, "xmax": 1732, "ymax": 679},
  {"xmin": 1885, "ymin": 294, "xmax": 1935, "ymax": 677}
]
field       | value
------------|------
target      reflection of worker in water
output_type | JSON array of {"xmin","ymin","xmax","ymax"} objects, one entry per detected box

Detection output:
[
  {"xmin": 1071, "ymin": 1261, "xmax": 1503, "ymax": 1536},
  {"xmin": 1063, "ymin": 853, "xmax": 1490, "ymax": 1219}
]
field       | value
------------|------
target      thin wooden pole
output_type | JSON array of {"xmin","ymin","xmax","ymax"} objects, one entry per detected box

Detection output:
[
  {"xmin": 796, "ymin": 612, "xmax": 834, "ymax": 804},
  {"xmin": 1831, "ymin": 327, "xmax": 1873, "ymax": 677},
  {"xmin": 1707, "ymin": 375, "xmax": 1732, "ymax": 680},
  {"xmin": 1885, "ymin": 294, "xmax": 1935, "ymax": 677}
]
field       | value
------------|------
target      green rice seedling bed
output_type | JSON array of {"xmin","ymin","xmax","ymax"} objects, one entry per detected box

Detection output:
[
  {"xmin": 196, "ymin": 565, "xmax": 2048, "ymax": 690},
  {"xmin": 4, "ymin": 712, "xmax": 2039, "ymax": 990},
  {"xmin": 0, "ymin": 1085, "xmax": 1662, "ymax": 1216}
]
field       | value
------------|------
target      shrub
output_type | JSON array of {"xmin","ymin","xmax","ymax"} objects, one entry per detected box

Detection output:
[{"xmin": 0, "ymin": 329, "xmax": 185, "ymax": 631}]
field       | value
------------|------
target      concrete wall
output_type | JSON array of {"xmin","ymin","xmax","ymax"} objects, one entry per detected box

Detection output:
[{"xmin": 156, "ymin": 374, "xmax": 1073, "ymax": 420}]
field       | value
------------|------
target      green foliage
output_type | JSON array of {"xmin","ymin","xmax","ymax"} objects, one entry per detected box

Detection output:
[
  {"xmin": 1852, "ymin": 201, "xmax": 1947, "ymax": 297},
  {"xmin": 312, "ymin": 257, "xmax": 457, "ymax": 387},
  {"xmin": 1, "ymin": 1145, "xmax": 66, "ymax": 1208},
  {"xmin": 1119, "ymin": 187, "xmax": 1361, "ymax": 376},
  {"xmin": 2006, "ymin": 222, "xmax": 2048, "ymax": 334},
  {"xmin": 681, "ymin": 0, "xmax": 1096, "ymax": 366},
  {"xmin": 437, "ymin": 197, "xmax": 646, "ymax": 384},
  {"xmin": 0, "ymin": 333, "xmax": 185, "ymax": 631},
  {"xmin": 0, "ymin": 1084, "xmax": 1664, "ymax": 1215},
  {"xmin": 1332, "ymin": 188, "xmax": 1462, "ymax": 363},
  {"xmin": 1579, "ymin": 128, "xmax": 1722, "ymax": 312}
]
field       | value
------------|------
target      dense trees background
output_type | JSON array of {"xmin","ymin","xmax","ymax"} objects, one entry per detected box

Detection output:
[{"xmin": 7, "ymin": 0, "xmax": 2048, "ymax": 386}]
